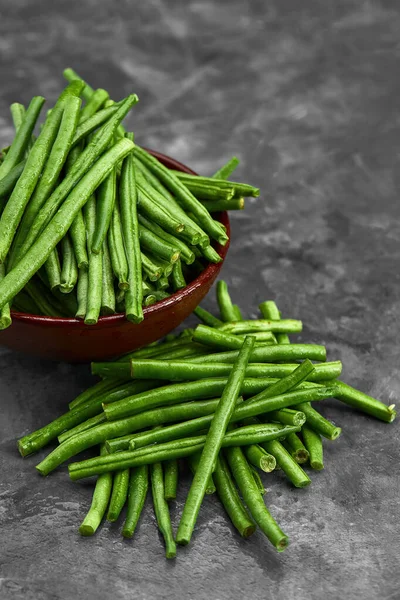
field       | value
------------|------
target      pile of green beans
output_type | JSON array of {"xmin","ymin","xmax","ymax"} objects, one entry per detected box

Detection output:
[
  {"xmin": 0, "ymin": 69, "xmax": 258, "ymax": 328},
  {"xmin": 16, "ymin": 279, "xmax": 396, "ymax": 559}
]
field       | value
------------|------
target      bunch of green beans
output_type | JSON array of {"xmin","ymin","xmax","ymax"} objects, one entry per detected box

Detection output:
[
  {"xmin": 16, "ymin": 278, "xmax": 396, "ymax": 559},
  {"xmin": 0, "ymin": 68, "xmax": 258, "ymax": 329}
]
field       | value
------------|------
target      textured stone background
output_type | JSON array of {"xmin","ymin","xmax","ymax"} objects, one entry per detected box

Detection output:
[{"xmin": 1, "ymin": 1, "xmax": 400, "ymax": 599}]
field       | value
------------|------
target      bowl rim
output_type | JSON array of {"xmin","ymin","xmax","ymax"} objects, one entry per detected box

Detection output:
[{"xmin": 10, "ymin": 149, "xmax": 230, "ymax": 328}]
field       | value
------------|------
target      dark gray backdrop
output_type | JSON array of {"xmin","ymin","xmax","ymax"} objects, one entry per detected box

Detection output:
[{"xmin": 1, "ymin": 1, "xmax": 399, "ymax": 599}]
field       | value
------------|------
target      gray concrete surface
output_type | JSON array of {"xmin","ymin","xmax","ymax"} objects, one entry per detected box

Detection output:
[{"xmin": 1, "ymin": 1, "xmax": 400, "ymax": 599}]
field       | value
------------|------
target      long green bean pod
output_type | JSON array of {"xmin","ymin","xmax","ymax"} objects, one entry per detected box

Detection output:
[
  {"xmin": 225, "ymin": 446, "xmax": 288, "ymax": 551},
  {"xmin": 92, "ymin": 168, "xmax": 117, "ymax": 255},
  {"xmin": 107, "ymin": 468, "xmax": 130, "ymax": 522},
  {"xmin": 176, "ymin": 336, "xmax": 255, "ymax": 545},
  {"xmin": 108, "ymin": 195, "xmax": 129, "ymax": 290},
  {"xmin": 212, "ymin": 156, "xmax": 240, "ymax": 180},
  {"xmin": 119, "ymin": 139, "xmax": 143, "ymax": 323},
  {"xmin": 78, "ymin": 444, "xmax": 113, "ymax": 536},
  {"xmin": 150, "ymin": 462, "xmax": 177, "ymax": 558},
  {"xmin": 122, "ymin": 465, "xmax": 149, "ymax": 538},
  {"xmin": 59, "ymin": 234, "xmax": 78, "ymax": 293},
  {"xmin": 213, "ymin": 453, "xmax": 256, "ymax": 537},
  {"xmin": 0, "ymin": 96, "xmax": 45, "ymax": 180}
]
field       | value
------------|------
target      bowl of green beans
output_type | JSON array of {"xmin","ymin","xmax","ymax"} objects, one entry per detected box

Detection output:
[
  {"xmin": 0, "ymin": 68, "xmax": 261, "ymax": 362},
  {"xmin": 0, "ymin": 148, "xmax": 230, "ymax": 363}
]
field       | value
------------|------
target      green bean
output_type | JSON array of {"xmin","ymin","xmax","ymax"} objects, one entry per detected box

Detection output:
[
  {"xmin": 302, "ymin": 425, "xmax": 324, "ymax": 470},
  {"xmin": 107, "ymin": 468, "xmax": 130, "ymax": 522},
  {"xmin": 108, "ymin": 195, "xmax": 129, "ymax": 289},
  {"xmin": 164, "ymin": 459, "xmax": 179, "ymax": 502},
  {"xmin": 101, "ymin": 239, "xmax": 115, "ymax": 315},
  {"xmin": 79, "ymin": 88, "xmax": 109, "ymax": 123},
  {"xmin": 259, "ymin": 300, "xmax": 290, "ymax": 344},
  {"xmin": 63, "ymin": 67, "xmax": 95, "ymax": 102},
  {"xmin": 199, "ymin": 244, "xmax": 222, "ymax": 263},
  {"xmin": 0, "ymin": 265, "xmax": 11, "ymax": 330},
  {"xmin": 141, "ymin": 252, "xmax": 163, "ymax": 281},
  {"xmin": 0, "ymin": 138, "xmax": 134, "ymax": 310},
  {"xmin": 128, "ymin": 357, "xmax": 330, "ymax": 383},
  {"xmin": 172, "ymin": 171, "xmax": 260, "ymax": 199},
  {"xmin": 137, "ymin": 213, "xmax": 195, "ymax": 265},
  {"xmin": 212, "ymin": 156, "xmax": 240, "ymax": 180},
  {"xmin": 83, "ymin": 195, "xmax": 103, "ymax": 324},
  {"xmin": 176, "ymin": 337, "xmax": 255, "ymax": 544},
  {"xmin": 9, "ymin": 95, "xmax": 83, "ymax": 268},
  {"xmin": 219, "ymin": 319, "xmax": 302, "ymax": 335},
  {"xmin": 225, "ymin": 446, "xmax": 288, "ymax": 551},
  {"xmin": 44, "ymin": 248, "xmax": 62, "ymax": 291},
  {"xmin": 244, "ymin": 444, "xmax": 276, "ymax": 473},
  {"xmin": 70, "ymin": 210, "xmax": 89, "ymax": 270},
  {"xmin": 250, "ymin": 464, "xmax": 266, "ymax": 495},
  {"xmin": 170, "ymin": 260, "xmax": 186, "ymax": 291},
  {"xmin": 0, "ymin": 96, "xmax": 45, "ymax": 180},
  {"xmin": 213, "ymin": 453, "xmax": 256, "ymax": 537},
  {"xmin": 187, "ymin": 452, "xmax": 216, "ymax": 494},
  {"xmin": 134, "ymin": 146, "xmax": 228, "ymax": 245},
  {"xmin": 11, "ymin": 96, "xmax": 138, "ymax": 267},
  {"xmin": 122, "ymin": 465, "xmax": 149, "ymax": 538},
  {"xmin": 145, "ymin": 290, "xmax": 169, "ymax": 303},
  {"xmin": 75, "ymin": 269, "xmax": 88, "ymax": 319},
  {"xmin": 156, "ymin": 276, "xmax": 169, "ymax": 290},
  {"xmin": 58, "ymin": 413, "xmax": 106, "ymax": 444},
  {"xmin": 334, "ymin": 380, "xmax": 396, "ymax": 423},
  {"xmin": 72, "ymin": 105, "xmax": 120, "ymax": 146},
  {"xmin": 10, "ymin": 102, "xmax": 26, "ymax": 131},
  {"xmin": 201, "ymin": 198, "xmax": 245, "ymax": 212},
  {"xmin": 92, "ymin": 168, "xmax": 117, "ymax": 255},
  {"xmin": 293, "ymin": 402, "xmax": 341, "ymax": 440},
  {"xmin": 119, "ymin": 141, "xmax": 143, "ymax": 323},
  {"xmin": 262, "ymin": 440, "xmax": 311, "ymax": 488},
  {"xmin": 216, "ymin": 281, "xmax": 236, "ymax": 322},
  {"xmin": 150, "ymin": 462, "xmax": 176, "ymax": 558},
  {"xmin": 193, "ymin": 306, "xmax": 223, "ymax": 328},
  {"xmin": 66, "ymin": 145, "xmax": 89, "ymax": 270},
  {"xmin": 268, "ymin": 408, "xmax": 306, "ymax": 427},
  {"xmin": 92, "ymin": 362, "xmax": 130, "ymax": 379},
  {"xmin": 79, "ymin": 445, "xmax": 113, "ymax": 536},
  {"xmin": 59, "ymin": 234, "xmax": 78, "ymax": 293},
  {"xmin": 0, "ymin": 160, "xmax": 26, "ymax": 203},
  {"xmin": 69, "ymin": 424, "xmax": 296, "ymax": 481},
  {"xmin": 284, "ymin": 432, "xmax": 309, "ymax": 464}
]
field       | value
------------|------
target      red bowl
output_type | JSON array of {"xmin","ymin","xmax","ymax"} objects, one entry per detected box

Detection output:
[{"xmin": 0, "ymin": 150, "xmax": 230, "ymax": 363}]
